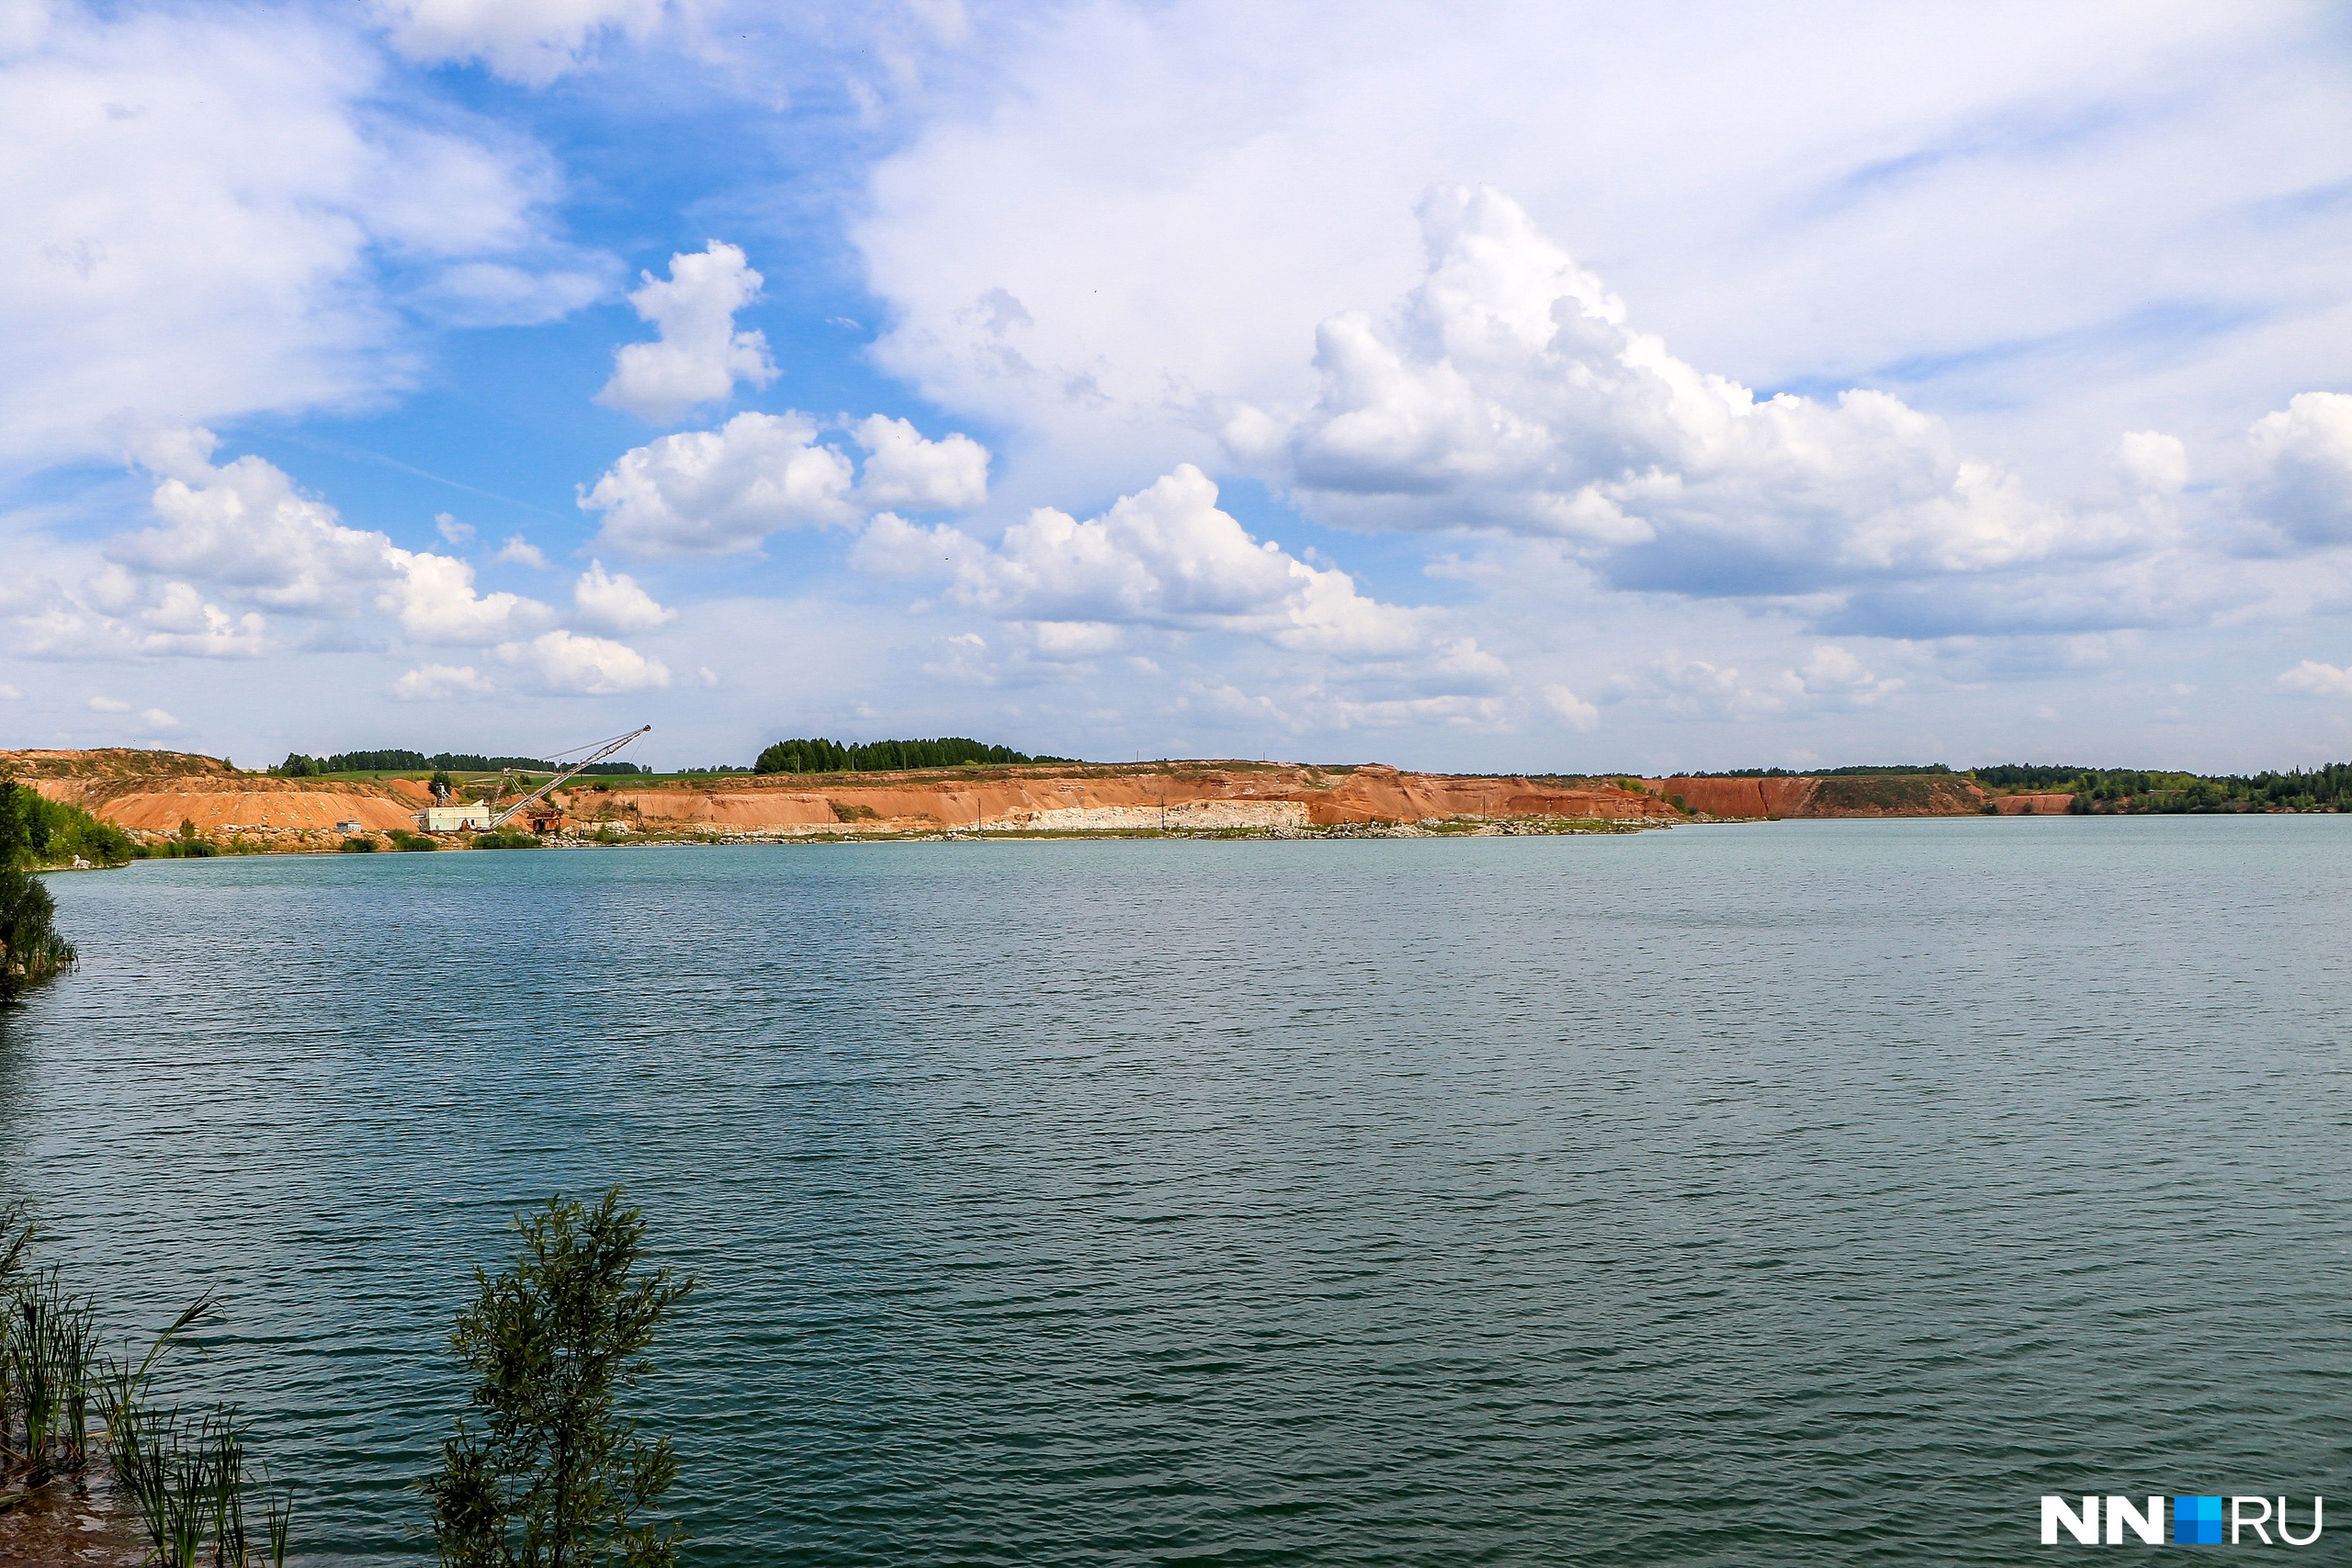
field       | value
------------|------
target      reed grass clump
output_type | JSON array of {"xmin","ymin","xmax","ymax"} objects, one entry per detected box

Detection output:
[{"xmin": 0, "ymin": 1202, "xmax": 294, "ymax": 1565}]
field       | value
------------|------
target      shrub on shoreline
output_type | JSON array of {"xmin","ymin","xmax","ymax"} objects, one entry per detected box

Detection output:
[{"xmin": 424, "ymin": 1189, "xmax": 695, "ymax": 1567}]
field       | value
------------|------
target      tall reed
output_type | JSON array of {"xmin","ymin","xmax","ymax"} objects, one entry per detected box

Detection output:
[{"xmin": 0, "ymin": 1201, "xmax": 294, "ymax": 1565}]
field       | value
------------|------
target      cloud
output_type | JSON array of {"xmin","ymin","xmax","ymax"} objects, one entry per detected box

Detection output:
[
  {"xmin": 435, "ymin": 512, "xmax": 476, "ymax": 546},
  {"xmin": 1543, "ymin": 683, "xmax": 1600, "ymax": 732},
  {"xmin": 390, "ymin": 663, "xmax": 494, "ymax": 700},
  {"xmin": 7, "ymin": 430, "xmax": 591, "ymax": 664},
  {"xmin": 851, "ymin": 414, "xmax": 989, "ymax": 512},
  {"xmin": 0, "ymin": 4, "xmax": 597, "ymax": 470},
  {"xmin": 0, "ymin": 684, "xmax": 18, "ymax": 700},
  {"xmin": 854, "ymin": 464, "xmax": 1423, "ymax": 654},
  {"xmin": 87, "ymin": 695, "xmax": 130, "ymax": 713},
  {"xmin": 138, "ymin": 707, "xmax": 180, "ymax": 731},
  {"xmin": 495, "ymin": 535, "xmax": 551, "ymax": 569},
  {"xmin": 495, "ymin": 629, "xmax": 670, "ymax": 694},
  {"xmin": 380, "ymin": 547, "xmax": 555, "ymax": 644},
  {"xmin": 372, "ymin": 0, "xmax": 668, "ymax": 85},
  {"xmin": 2278, "ymin": 660, "xmax": 2352, "ymax": 697},
  {"xmin": 107, "ymin": 429, "xmax": 553, "ymax": 647},
  {"xmin": 595, "ymin": 242, "xmax": 778, "ymax": 423},
  {"xmin": 1250, "ymin": 186, "xmax": 2115, "ymax": 596},
  {"xmin": 1609, "ymin": 640, "xmax": 1906, "ymax": 720},
  {"xmin": 571, "ymin": 559, "xmax": 675, "ymax": 634},
  {"xmin": 2245, "ymin": 392, "xmax": 2352, "ymax": 547},
  {"xmin": 110, "ymin": 427, "xmax": 391, "ymax": 614},
  {"xmin": 580, "ymin": 411, "xmax": 857, "ymax": 557}
]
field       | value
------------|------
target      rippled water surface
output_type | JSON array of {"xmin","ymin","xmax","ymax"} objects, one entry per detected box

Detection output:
[{"xmin": 6, "ymin": 819, "xmax": 2350, "ymax": 1564}]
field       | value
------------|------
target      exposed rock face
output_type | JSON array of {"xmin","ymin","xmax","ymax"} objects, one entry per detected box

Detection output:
[
  {"xmin": 1646, "ymin": 774, "xmax": 1996, "ymax": 818},
  {"xmin": 0, "ymin": 752, "xmax": 1677, "ymax": 842},
  {"xmin": 589, "ymin": 763, "xmax": 1679, "ymax": 834},
  {"xmin": 1992, "ymin": 792, "xmax": 2075, "ymax": 815}
]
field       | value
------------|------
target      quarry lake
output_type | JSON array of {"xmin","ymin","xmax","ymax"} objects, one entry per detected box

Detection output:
[{"xmin": 6, "ymin": 818, "xmax": 2350, "ymax": 1565}]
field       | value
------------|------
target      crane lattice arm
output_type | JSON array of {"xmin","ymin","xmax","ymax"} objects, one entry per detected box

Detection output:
[{"xmin": 488, "ymin": 725, "xmax": 651, "ymax": 829}]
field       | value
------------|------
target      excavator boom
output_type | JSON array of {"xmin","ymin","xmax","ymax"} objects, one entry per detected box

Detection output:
[{"xmin": 487, "ymin": 725, "xmax": 651, "ymax": 829}]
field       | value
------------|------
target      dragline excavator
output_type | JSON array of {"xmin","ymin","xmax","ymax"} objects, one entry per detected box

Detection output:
[{"xmin": 480, "ymin": 725, "xmax": 653, "ymax": 832}]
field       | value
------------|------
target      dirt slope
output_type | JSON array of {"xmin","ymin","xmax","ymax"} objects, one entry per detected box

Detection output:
[
  {"xmin": 4, "ymin": 752, "xmax": 1677, "ymax": 844},
  {"xmin": 589, "ymin": 762, "xmax": 1679, "ymax": 834},
  {"xmin": 1647, "ymin": 773, "xmax": 1994, "ymax": 818},
  {"xmin": 6, "ymin": 749, "xmax": 426, "ymax": 840}
]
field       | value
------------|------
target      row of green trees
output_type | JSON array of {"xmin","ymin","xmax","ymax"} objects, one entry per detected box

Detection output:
[
  {"xmin": 752, "ymin": 736, "xmax": 1069, "ymax": 774},
  {"xmin": 1663, "ymin": 760, "xmax": 2352, "ymax": 813},
  {"xmin": 1, "ymin": 779, "xmax": 135, "ymax": 1001},
  {"xmin": 277, "ymin": 750, "xmax": 647, "ymax": 777},
  {"xmin": 1965, "ymin": 761, "xmax": 2352, "ymax": 811},
  {"xmin": 3, "ymin": 1188, "xmax": 692, "ymax": 1566}
]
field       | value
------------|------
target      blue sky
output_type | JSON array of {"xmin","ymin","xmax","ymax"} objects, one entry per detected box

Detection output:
[{"xmin": 4, "ymin": 1, "xmax": 2350, "ymax": 774}]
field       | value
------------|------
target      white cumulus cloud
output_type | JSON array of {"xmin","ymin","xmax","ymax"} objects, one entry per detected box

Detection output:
[
  {"xmin": 2245, "ymin": 392, "xmax": 2352, "ymax": 547},
  {"xmin": 0, "ymin": 5, "xmax": 599, "ymax": 470},
  {"xmin": 2278, "ymin": 660, "xmax": 2352, "ymax": 697},
  {"xmin": 1249, "ymin": 186, "xmax": 2105, "ymax": 595},
  {"xmin": 571, "ymin": 559, "xmax": 675, "ymax": 634},
  {"xmin": 595, "ymin": 242, "xmax": 778, "ymax": 423},
  {"xmin": 580, "ymin": 411, "xmax": 857, "ymax": 557},
  {"xmin": 380, "ymin": 547, "xmax": 555, "ymax": 645},
  {"xmin": 854, "ymin": 463, "xmax": 1423, "ymax": 655},
  {"xmin": 496, "ymin": 629, "xmax": 670, "ymax": 694},
  {"xmin": 852, "ymin": 414, "xmax": 989, "ymax": 512},
  {"xmin": 111, "ymin": 427, "xmax": 390, "ymax": 614},
  {"xmin": 372, "ymin": 0, "xmax": 667, "ymax": 85},
  {"xmin": 495, "ymin": 535, "xmax": 551, "ymax": 569},
  {"xmin": 1543, "ymin": 683, "xmax": 1600, "ymax": 732},
  {"xmin": 390, "ymin": 663, "xmax": 495, "ymax": 701}
]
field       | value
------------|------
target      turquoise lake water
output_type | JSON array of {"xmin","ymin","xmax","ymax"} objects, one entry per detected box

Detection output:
[{"xmin": 4, "ymin": 818, "xmax": 2348, "ymax": 1563}]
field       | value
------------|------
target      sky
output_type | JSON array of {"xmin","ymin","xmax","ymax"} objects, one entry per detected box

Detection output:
[{"xmin": 3, "ymin": 0, "xmax": 2350, "ymax": 775}]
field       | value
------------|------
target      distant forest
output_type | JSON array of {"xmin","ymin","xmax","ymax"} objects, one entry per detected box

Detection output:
[
  {"xmin": 276, "ymin": 750, "xmax": 649, "ymax": 776},
  {"xmin": 753, "ymin": 737, "xmax": 1072, "ymax": 774},
  {"xmin": 1686, "ymin": 761, "xmax": 2352, "ymax": 813}
]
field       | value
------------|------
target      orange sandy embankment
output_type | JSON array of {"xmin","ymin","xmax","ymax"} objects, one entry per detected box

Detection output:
[
  {"xmin": 594, "ymin": 761, "xmax": 1679, "ymax": 836},
  {"xmin": 9, "ymin": 749, "xmax": 427, "ymax": 844},
  {"xmin": 1641, "ymin": 773, "xmax": 2068, "ymax": 818},
  {"xmin": 2, "ymin": 750, "xmax": 1679, "ymax": 848}
]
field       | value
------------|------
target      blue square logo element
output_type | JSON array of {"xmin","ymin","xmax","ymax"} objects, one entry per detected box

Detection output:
[{"xmin": 2176, "ymin": 1495, "xmax": 2225, "ymax": 1545}]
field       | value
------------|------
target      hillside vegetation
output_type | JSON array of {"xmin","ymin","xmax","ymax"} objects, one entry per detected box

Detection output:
[
  {"xmin": 1974, "ymin": 762, "xmax": 2352, "ymax": 812},
  {"xmin": 753, "ymin": 737, "xmax": 1075, "ymax": 774},
  {"xmin": 0, "ymin": 779, "xmax": 120, "ymax": 999}
]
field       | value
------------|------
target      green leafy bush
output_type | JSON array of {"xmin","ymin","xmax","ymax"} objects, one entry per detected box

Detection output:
[
  {"xmin": 340, "ymin": 837, "xmax": 379, "ymax": 852},
  {"xmin": 423, "ymin": 1189, "xmax": 695, "ymax": 1568},
  {"xmin": 0, "ymin": 779, "xmax": 134, "ymax": 868},
  {"xmin": 469, "ymin": 830, "xmax": 542, "ymax": 851}
]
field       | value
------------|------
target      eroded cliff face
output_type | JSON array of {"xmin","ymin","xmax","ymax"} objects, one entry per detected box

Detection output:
[
  {"xmin": 8, "ymin": 750, "xmax": 428, "ymax": 840},
  {"xmin": 586, "ymin": 763, "xmax": 1679, "ymax": 834},
  {"xmin": 1, "ymin": 752, "xmax": 1676, "ymax": 845},
  {"xmin": 1645, "ymin": 774, "xmax": 1994, "ymax": 818}
]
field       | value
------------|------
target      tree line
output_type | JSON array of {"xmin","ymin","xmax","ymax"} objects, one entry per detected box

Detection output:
[
  {"xmin": 753, "ymin": 737, "xmax": 1072, "ymax": 774},
  {"xmin": 1, "ymin": 779, "xmax": 133, "ymax": 1000},
  {"xmin": 276, "ymin": 750, "xmax": 648, "ymax": 777},
  {"xmin": 1668, "ymin": 760, "xmax": 2352, "ymax": 812}
]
